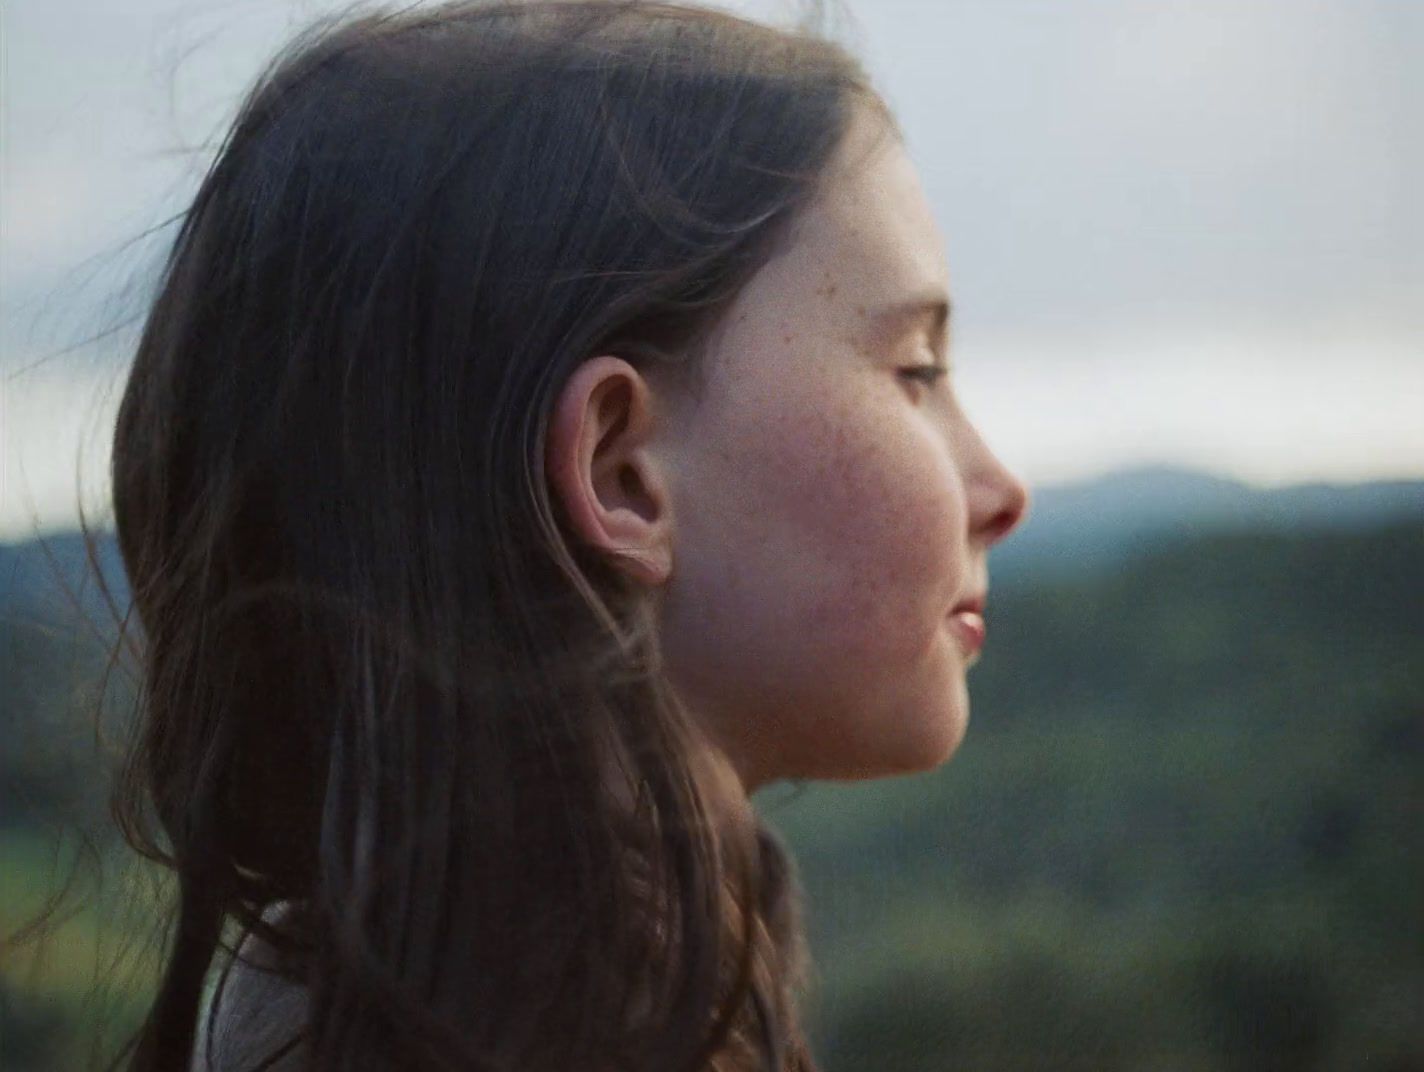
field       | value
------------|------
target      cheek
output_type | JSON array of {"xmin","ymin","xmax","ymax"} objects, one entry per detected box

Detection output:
[
  {"xmin": 792, "ymin": 395, "xmax": 964, "ymax": 656},
  {"xmin": 664, "ymin": 380, "xmax": 966, "ymax": 722}
]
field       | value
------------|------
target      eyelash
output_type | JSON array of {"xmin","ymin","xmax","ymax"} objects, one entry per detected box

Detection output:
[{"xmin": 901, "ymin": 363, "xmax": 950, "ymax": 388}]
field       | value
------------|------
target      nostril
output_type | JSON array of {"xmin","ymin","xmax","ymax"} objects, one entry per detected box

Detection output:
[
  {"xmin": 984, "ymin": 502, "xmax": 1024, "ymax": 544},
  {"xmin": 992, "ymin": 481, "xmax": 1031, "ymax": 542}
]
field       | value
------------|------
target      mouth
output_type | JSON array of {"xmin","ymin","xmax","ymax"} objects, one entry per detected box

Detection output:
[
  {"xmin": 952, "ymin": 592, "xmax": 986, "ymax": 616},
  {"xmin": 949, "ymin": 591, "xmax": 987, "ymax": 654}
]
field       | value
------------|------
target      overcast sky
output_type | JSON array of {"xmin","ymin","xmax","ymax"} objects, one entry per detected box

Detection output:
[{"xmin": 3, "ymin": 0, "xmax": 1421, "ymax": 540}]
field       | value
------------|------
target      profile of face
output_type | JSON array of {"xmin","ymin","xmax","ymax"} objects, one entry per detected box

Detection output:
[{"xmin": 547, "ymin": 105, "xmax": 1031, "ymax": 794}]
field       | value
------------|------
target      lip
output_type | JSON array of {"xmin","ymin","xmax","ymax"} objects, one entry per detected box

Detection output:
[
  {"xmin": 949, "ymin": 610, "xmax": 986, "ymax": 654},
  {"xmin": 953, "ymin": 589, "xmax": 986, "ymax": 616}
]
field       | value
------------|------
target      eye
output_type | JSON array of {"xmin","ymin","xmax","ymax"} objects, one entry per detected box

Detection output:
[{"xmin": 899, "ymin": 363, "xmax": 950, "ymax": 389}]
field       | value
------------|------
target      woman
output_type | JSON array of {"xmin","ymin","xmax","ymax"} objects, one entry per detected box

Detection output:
[{"xmin": 107, "ymin": 1, "xmax": 1030, "ymax": 1069}]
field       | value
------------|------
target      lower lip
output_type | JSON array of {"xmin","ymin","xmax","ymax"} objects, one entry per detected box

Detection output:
[{"xmin": 949, "ymin": 611, "xmax": 985, "ymax": 654}]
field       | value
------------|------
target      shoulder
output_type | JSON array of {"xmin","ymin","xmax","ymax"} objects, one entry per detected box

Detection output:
[{"xmin": 192, "ymin": 903, "xmax": 309, "ymax": 1072}]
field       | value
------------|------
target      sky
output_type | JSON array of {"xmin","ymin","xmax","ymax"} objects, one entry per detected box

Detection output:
[{"xmin": 2, "ymin": 0, "xmax": 1421, "ymax": 541}]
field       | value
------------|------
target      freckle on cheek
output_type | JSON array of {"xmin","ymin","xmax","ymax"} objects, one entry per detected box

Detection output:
[{"xmin": 787, "ymin": 412, "xmax": 905, "ymax": 644}]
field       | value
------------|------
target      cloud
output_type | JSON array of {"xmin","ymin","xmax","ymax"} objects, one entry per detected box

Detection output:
[
  {"xmin": 962, "ymin": 316, "xmax": 1424, "ymax": 487},
  {"xmin": 2, "ymin": 0, "xmax": 1420, "ymax": 540},
  {"xmin": 2, "ymin": 358, "xmax": 127, "ymax": 541}
]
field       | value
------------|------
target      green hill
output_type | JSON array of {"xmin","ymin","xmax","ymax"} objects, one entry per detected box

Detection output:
[
  {"xmin": 3, "ymin": 521, "xmax": 1421, "ymax": 1071},
  {"xmin": 759, "ymin": 521, "xmax": 1423, "ymax": 1072}
]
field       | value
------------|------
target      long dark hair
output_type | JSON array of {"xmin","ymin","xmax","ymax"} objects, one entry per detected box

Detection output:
[{"xmin": 106, "ymin": 1, "xmax": 896, "ymax": 1068}]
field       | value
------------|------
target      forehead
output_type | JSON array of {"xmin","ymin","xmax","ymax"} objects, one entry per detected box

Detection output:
[
  {"xmin": 758, "ymin": 121, "xmax": 948, "ymax": 312},
  {"xmin": 678, "ymin": 113, "xmax": 951, "ymax": 411}
]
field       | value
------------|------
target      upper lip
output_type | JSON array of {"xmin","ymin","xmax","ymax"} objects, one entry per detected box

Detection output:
[{"xmin": 953, "ymin": 590, "xmax": 987, "ymax": 616}]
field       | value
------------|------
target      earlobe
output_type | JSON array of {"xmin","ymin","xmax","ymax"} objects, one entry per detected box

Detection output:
[
  {"xmin": 544, "ymin": 356, "xmax": 674, "ymax": 586},
  {"xmin": 603, "ymin": 544, "xmax": 673, "ymax": 587}
]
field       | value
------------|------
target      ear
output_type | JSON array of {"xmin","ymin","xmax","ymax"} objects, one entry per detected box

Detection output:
[{"xmin": 544, "ymin": 355, "xmax": 675, "ymax": 586}]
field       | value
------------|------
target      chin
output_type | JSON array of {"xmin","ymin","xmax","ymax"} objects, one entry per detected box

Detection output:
[
  {"xmin": 866, "ymin": 709, "xmax": 971, "ymax": 781},
  {"xmin": 923, "ymin": 696, "xmax": 971, "ymax": 770},
  {"xmin": 762, "ymin": 686, "xmax": 971, "ymax": 784}
]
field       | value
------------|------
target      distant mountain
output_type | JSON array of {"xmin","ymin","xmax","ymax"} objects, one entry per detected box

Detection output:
[
  {"xmin": 2, "ymin": 467, "xmax": 1420, "ymax": 617},
  {"xmin": 0, "ymin": 528, "xmax": 129, "ymax": 631},
  {"xmin": 991, "ymin": 464, "xmax": 1424, "ymax": 583}
]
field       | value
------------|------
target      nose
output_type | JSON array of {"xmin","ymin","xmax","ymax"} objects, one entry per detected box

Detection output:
[
  {"xmin": 981, "ymin": 464, "xmax": 1030, "ymax": 547},
  {"xmin": 963, "ymin": 427, "xmax": 1031, "ymax": 548}
]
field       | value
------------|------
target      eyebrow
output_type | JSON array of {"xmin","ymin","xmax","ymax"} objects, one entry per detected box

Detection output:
[{"xmin": 865, "ymin": 289, "xmax": 953, "ymax": 346}]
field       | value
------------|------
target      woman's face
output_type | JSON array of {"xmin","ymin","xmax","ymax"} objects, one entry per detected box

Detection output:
[{"xmin": 651, "ymin": 108, "xmax": 1031, "ymax": 792}]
